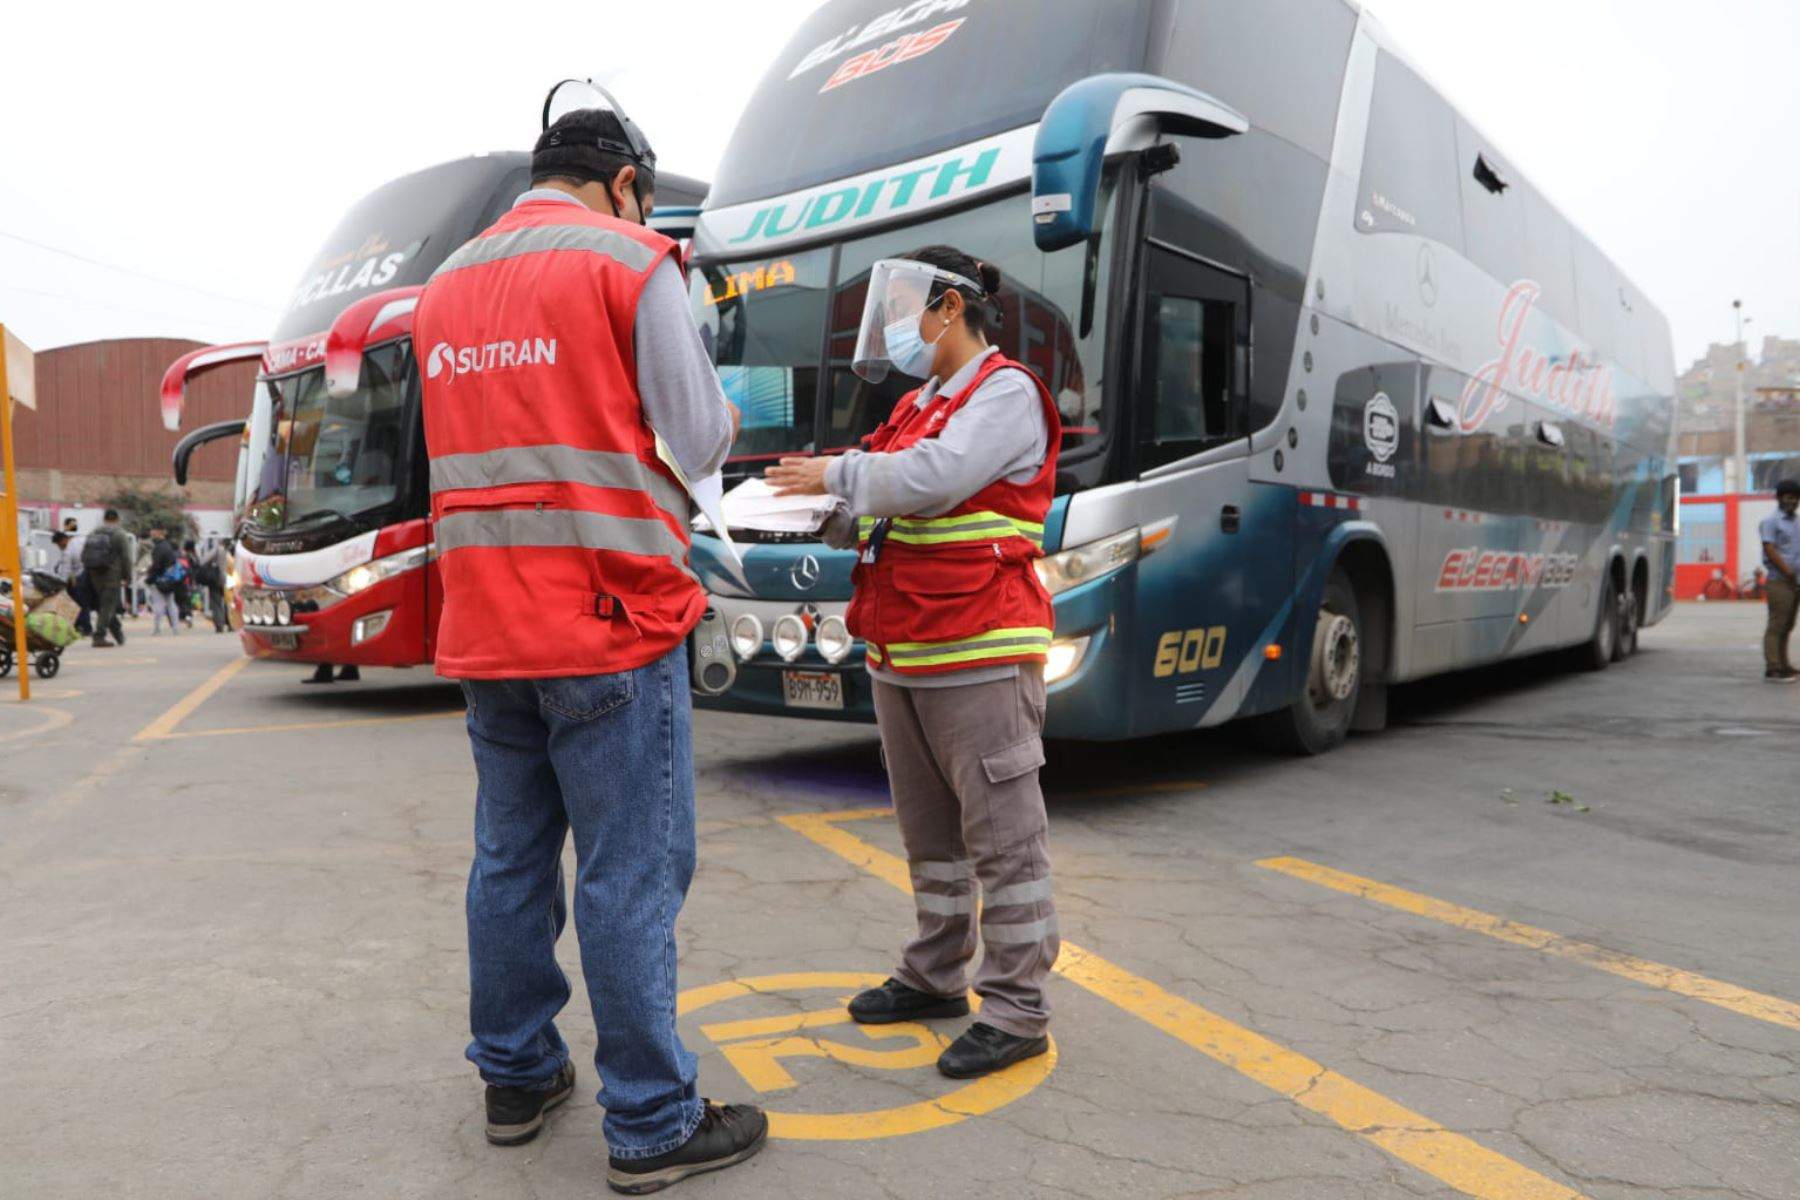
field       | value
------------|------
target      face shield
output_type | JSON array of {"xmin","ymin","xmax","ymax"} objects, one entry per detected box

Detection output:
[
  {"xmin": 851, "ymin": 258, "xmax": 984, "ymax": 383},
  {"xmin": 541, "ymin": 78, "xmax": 658, "ymax": 217}
]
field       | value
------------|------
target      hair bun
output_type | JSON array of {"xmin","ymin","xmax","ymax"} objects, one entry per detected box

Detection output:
[{"xmin": 976, "ymin": 260, "xmax": 1001, "ymax": 295}]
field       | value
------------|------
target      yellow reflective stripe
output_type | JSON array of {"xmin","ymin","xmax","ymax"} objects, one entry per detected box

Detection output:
[
  {"xmin": 892, "ymin": 510, "xmax": 1044, "ymax": 535},
  {"xmin": 880, "ymin": 626, "xmax": 1053, "ymax": 668}
]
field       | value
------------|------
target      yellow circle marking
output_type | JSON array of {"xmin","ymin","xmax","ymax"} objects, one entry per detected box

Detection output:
[{"xmin": 680, "ymin": 971, "xmax": 1055, "ymax": 1141}]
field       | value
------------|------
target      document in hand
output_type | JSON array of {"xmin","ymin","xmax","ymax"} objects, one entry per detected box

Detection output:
[
  {"xmin": 652, "ymin": 434, "xmax": 745, "ymax": 579},
  {"xmin": 721, "ymin": 477, "xmax": 841, "ymax": 534}
]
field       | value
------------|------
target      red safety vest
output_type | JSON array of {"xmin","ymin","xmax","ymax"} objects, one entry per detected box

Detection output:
[
  {"xmin": 846, "ymin": 351, "xmax": 1061, "ymax": 676},
  {"xmin": 414, "ymin": 199, "xmax": 700, "ymax": 679}
]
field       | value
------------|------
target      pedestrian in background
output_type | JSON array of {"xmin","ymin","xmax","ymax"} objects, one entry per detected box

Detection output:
[
  {"xmin": 414, "ymin": 95, "xmax": 763, "ymax": 1193},
  {"xmin": 204, "ymin": 538, "xmax": 231, "ymax": 632},
  {"xmin": 81, "ymin": 509, "xmax": 130, "ymax": 648},
  {"xmin": 1761, "ymin": 479, "xmax": 1800, "ymax": 682},
  {"xmin": 45, "ymin": 532, "xmax": 74, "ymax": 584},
  {"xmin": 145, "ymin": 528, "xmax": 182, "ymax": 636},
  {"xmin": 769, "ymin": 245, "xmax": 1062, "ymax": 1080}
]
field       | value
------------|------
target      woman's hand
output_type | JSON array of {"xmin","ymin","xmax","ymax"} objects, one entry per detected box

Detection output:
[{"xmin": 765, "ymin": 456, "xmax": 832, "ymax": 497}]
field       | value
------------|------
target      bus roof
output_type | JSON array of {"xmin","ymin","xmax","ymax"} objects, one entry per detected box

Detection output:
[
  {"xmin": 708, "ymin": 0, "xmax": 1154, "ymax": 210},
  {"xmin": 272, "ymin": 155, "xmax": 710, "ymax": 345}
]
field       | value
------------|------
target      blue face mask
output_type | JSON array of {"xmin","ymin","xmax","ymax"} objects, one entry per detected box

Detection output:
[{"xmin": 883, "ymin": 309, "xmax": 946, "ymax": 379}]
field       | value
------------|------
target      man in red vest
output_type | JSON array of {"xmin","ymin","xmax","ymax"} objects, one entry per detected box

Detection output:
[{"xmin": 415, "ymin": 97, "xmax": 765, "ymax": 1194}]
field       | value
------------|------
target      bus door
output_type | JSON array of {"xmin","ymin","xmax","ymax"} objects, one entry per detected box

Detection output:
[
  {"xmin": 1129, "ymin": 244, "xmax": 1266, "ymax": 726},
  {"xmin": 1414, "ymin": 364, "xmax": 1525, "ymax": 667}
]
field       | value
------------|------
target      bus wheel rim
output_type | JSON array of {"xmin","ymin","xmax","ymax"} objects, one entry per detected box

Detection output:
[{"xmin": 1310, "ymin": 612, "xmax": 1359, "ymax": 705}]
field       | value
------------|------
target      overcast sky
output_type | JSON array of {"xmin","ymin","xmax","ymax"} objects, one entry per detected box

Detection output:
[{"xmin": 2, "ymin": 0, "xmax": 1794, "ymax": 371}]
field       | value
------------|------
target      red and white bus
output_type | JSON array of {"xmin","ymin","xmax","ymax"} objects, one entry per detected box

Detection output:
[{"xmin": 164, "ymin": 153, "xmax": 706, "ymax": 673}]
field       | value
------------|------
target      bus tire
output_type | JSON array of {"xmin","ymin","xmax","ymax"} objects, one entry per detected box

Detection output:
[
  {"xmin": 1258, "ymin": 568, "xmax": 1361, "ymax": 755},
  {"xmin": 1581, "ymin": 575, "xmax": 1618, "ymax": 671},
  {"xmin": 1611, "ymin": 581, "xmax": 1638, "ymax": 661}
]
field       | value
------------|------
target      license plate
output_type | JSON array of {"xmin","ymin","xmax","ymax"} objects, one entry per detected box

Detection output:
[
  {"xmin": 266, "ymin": 632, "xmax": 299, "ymax": 651},
  {"xmin": 782, "ymin": 670, "xmax": 843, "ymax": 710}
]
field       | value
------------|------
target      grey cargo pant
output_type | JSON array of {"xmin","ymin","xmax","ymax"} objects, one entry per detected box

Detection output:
[{"xmin": 871, "ymin": 666, "xmax": 1058, "ymax": 1038}]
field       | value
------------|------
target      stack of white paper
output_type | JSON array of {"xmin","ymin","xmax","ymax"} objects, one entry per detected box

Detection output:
[{"xmin": 720, "ymin": 477, "xmax": 841, "ymax": 534}]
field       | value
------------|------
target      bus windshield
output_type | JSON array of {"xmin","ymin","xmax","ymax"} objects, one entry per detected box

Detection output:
[
  {"xmin": 247, "ymin": 341, "xmax": 414, "ymax": 536},
  {"xmin": 690, "ymin": 186, "xmax": 1114, "ymax": 468}
]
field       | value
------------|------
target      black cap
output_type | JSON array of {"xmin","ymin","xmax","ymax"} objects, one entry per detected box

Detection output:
[
  {"xmin": 532, "ymin": 108, "xmax": 656, "ymax": 190},
  {"xmin": 1776, "ymin": 479, "xmax": 1800, "ymax": 498}
]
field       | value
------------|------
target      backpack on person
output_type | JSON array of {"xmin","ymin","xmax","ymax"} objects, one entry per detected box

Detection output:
[
  {"xmin": 80, "ymin": 529, "xmax": 119, "ymax": 573},
  {"xmin": 154, "ymin": 559, "xmax": 187, "ymax": 595}
]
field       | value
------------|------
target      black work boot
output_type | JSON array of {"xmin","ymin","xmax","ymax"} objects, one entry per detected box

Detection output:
[
  {"xmin": 847, "ymin": 977, "xmax": 970, "ymax": 1025},
  {"xmin": 484, "ymin": 1061, "xmax": 575, "ymax": 1146},
  {"xmin": 937, "ymin": 1021, "xmax": 1049, "ymax": 1079},
  {"xmin": 606, "ymin": 1100, "xmax": 768, "ymax": 1195},
  {"xmin": 302, "ymin": 663, "xmax": 335, "ymax": 684},
  {"xmin": 336, "ymin": 665, "xmax": 361, "ymax": 682}
]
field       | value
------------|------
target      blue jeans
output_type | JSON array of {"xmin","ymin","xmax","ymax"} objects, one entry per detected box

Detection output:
[{"xmin": 460, "ymin": 643, "xmax": 702, "ymax": 1159}]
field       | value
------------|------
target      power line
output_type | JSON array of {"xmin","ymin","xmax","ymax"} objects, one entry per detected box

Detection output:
[{"xmin": 0, "ymin": 228, "xmax": 281, "ymax": 312}]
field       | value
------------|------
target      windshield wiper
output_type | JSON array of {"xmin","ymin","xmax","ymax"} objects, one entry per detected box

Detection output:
[{"xmin": 282, "ymin": 507, "xmax": 350, "ymax": 530}]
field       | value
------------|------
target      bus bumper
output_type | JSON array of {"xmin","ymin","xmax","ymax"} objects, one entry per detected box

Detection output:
[{"xmin": 237, "ymin": 567, "xmax": 428, "ymax": 668}]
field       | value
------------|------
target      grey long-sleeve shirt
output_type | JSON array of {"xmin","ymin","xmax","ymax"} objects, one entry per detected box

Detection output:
[
  {"xmin": 512, "ymin": 188, "xmax": 734, "ymax": 481},
  {"xmin": 822, "ymin": 345, "xmax": 1051, "ymax": 689}
]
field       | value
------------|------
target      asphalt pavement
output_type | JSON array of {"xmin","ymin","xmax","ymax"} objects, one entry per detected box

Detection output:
[{"xmin": 2, "ymin": 602, "xmax": 1795, "ymax": 1199}]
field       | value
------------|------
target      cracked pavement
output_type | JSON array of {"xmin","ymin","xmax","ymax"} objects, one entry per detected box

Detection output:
[{"xmin": 2, "ymin": 603, "xmax": 1795, "ymax": 1198}]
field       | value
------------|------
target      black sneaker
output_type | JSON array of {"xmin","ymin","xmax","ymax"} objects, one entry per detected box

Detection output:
[
  {"xmin": 607, "ymin": 1100, "xmax": 767, "ymax": 1195},
  {"xmin": 1764, "ymin": 668, "xmax": 1796, "ymax": 684},
  {"xmin": 847, "ymin": 977, "xmax": 970, "ymax": 1025},
  {"xmin": 485, "ymin": 1061, "xmax": 575, "ymax": 1146},
  {"xmin": 937, "ymin": 1021, "xmax": 1049, "ymax": 1079}
]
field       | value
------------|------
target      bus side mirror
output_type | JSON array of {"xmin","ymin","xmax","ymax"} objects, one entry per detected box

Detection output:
[{"xmin": 1031, "ymin": 73, "xmax": 1247, "ymax": 253}]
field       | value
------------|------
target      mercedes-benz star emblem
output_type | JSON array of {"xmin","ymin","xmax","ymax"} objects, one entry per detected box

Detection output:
[
  {"xmin": 1417, "ymin": 243, "xmax": 1439, "ymax": 308},
  {"xmin": 790, "ymin": 554, "xmax": 821, "ymax": 591}
]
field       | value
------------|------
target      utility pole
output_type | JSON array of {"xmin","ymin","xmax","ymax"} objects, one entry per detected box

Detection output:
[{"xmin": 1732, "ymin": 299, "xmax": 1751, "ymax": 495}]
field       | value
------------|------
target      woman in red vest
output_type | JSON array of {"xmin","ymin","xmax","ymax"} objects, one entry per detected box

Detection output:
[{"xmin": 768, "ymin": 246, "xmax": 1062, "ymax": 1079}]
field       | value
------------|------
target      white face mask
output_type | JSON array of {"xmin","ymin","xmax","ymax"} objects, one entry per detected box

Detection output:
[{"xmin": 881, "ymin": 309, "xmax": 947, "ymax": 379}]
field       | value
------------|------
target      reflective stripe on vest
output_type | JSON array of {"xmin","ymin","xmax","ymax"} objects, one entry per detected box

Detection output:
[
  {"xmin": 874, "ymin": 625, "xmax": 1053, "ymax": 669},
  {"xmin": 435, "ymin": 508, "xmax": 698, "ymax": 584},
  {"xmin": 430, "ymin": 444, "xmax": 688, "ymax": 525},
  {"xmin": 856, "ymin": 510, "xmax": 1045, "ymax": 549},
  {"xmin": 430, "ymin": 223, "xmax": 661, "ymax": 281}
]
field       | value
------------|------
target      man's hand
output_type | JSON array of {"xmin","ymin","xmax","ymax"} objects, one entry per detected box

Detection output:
[{"xmin": 766, "ymin": 456, "xmax": 832, "ymax": 497}]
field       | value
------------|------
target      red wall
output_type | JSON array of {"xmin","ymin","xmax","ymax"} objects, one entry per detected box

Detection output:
[{"xmin": 11, "ymin": 337, "xmax": 258, "ymax": 483}]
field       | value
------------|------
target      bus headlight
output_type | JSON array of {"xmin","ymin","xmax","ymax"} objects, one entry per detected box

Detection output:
[
  {"xmin": 275, "ymin": 597, "xmax": 292, "ymax": 625},
  {"xmin": 327, "ymin": 544, "xmax": 431, "ymax": 597},
  {"xmin": 1044, "ymin": 635, "xmax": 1091, "ymax": 685},
  {"xmin": 816, "ymin": 615, "xmax": 852, "ymax": 664},
  {"xmin": 772, "ymin": 614, "xmax": 808, "ymax": 662},
  {"xmin": 729, "ymin": 614, "xmax": 764, "ymax": 662},
  {"xmin": 1034, "ymin": 528, "xmax": 1140, "ymax": 596}
]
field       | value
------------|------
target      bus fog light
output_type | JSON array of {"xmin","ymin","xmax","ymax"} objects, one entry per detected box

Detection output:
[
  {"xmin": 352, "ymin": 609, "xmax": 393, "ymax": 645},
  {"xmin": 816, "ymin": 615, "xmax": 852, "ymax": 664},
  {"xmin": 1044, "ymin": 635, "xmax": 1091, "ymax": 685},
  {"xmin": 772, "ymin": 614, "xmax": 808, "ymax": 662},
  {"xmin": 275, "ymin": 598, "xmax": 292, "ymax": 625},
  {"xmin": 729, "ymin": 614, "xmax": 764, "ymax": 661}
]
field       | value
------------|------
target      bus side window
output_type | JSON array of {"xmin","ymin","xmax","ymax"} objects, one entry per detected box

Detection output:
[{"xmin": 1139, "ymin": 248, "xmax": 1248, "ymax": 470}]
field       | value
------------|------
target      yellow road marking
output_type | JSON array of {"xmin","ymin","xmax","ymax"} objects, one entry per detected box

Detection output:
[
  {"xmin": 0, "ymin": 701, "xmax": 73, "ymax": 742},
  {"xmin": 1257, "ymin": 855, "xmax": 1800, "ymax": 1034},
  {"xmin": 681, "ymin": 970, "xmax": 1055, "ymax": 1141},
  {"xmin": 130, "ymin": 652, "xmax": 463, "ymax": 741},
  {"xmin": 134, "ymin": 655, "xmax": 249, "ymax": 741},
  {"xmin": 781, "ymin": 810, "xmax": 1581, "ymax": 1199}
]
